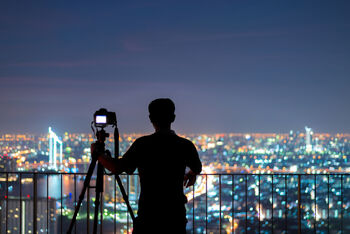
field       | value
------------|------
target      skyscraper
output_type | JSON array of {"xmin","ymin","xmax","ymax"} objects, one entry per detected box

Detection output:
[
  {"xmin": 48, "ymin": 127, "xmax": 63, "ymax": 170},
  {"xmin": 305, "ymin": 126, "xmax": 313, "ymax": 152}
]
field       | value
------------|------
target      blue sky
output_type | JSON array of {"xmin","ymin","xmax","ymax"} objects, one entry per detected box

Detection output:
[{"xmin": 1, "ymin": 1, "xmax": 349, "ymax": 134}]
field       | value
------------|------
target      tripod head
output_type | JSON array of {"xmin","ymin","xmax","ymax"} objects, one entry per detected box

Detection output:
[{"xmin": 96, "ymin": 128, "xmax": 109, "ymax": 142}]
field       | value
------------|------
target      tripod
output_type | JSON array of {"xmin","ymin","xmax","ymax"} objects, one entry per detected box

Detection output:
[{"xmin": 67, "ymin": 127, "xmax": 135, "ymax": 234}]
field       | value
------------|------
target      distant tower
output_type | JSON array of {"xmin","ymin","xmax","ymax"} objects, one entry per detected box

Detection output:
[
  {"xmin": 305, "ymin": 126, "xmax": 313, "ymax": 152},
  {"xmin": 48, "ymin": 127, "xmax": 63, "ymax": 170}
]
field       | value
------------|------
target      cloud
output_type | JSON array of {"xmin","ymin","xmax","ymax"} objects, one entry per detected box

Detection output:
[
  {"xmin": 0, "ymin": 75, "xmax": 186, "ymax": 88},
  {"xmin": 115, "ymin": 30, "xmax": 290, "ymax": 54},
  {"xmin": 122, "ymin": 40, "xmax": 150, "ymax": 52},
  {"xmin": 5, "ymin": 60, "xmax": 99, "ymax": 68},
  {"xmin": 1, "ymin": 54, "xmax": 140, "ymax": 68},
  {"xmin": 167, "ymin": 31, "xmax": 289, "ymax": 43}
]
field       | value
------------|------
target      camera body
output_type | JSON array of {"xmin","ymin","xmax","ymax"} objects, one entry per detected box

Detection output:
[{"xmin": 94, "ymin": 108, "xmax": 117, "ymax": 128}]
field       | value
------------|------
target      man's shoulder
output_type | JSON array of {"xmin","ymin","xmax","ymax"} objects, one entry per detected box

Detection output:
[
  {"xmin": 134, "ymin": 132, "xmax": 195, "ymax": 147},
  {"xmin": 133, "ymin": 135, "xmax": 150, "ymax": 144},
  {"xmin": 176, "ymin": 135, "xmax": 192, "ymax": 143},
  {"xmin": 174, "ymin": 135, "xmax": 197, "ymax": 149},
  {"xmin": 133, "ymin": 134, "xmax": 160, "ymax": 145}
]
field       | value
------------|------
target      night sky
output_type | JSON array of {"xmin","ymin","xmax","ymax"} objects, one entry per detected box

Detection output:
[{"xmin": 1, "ymin": 1, "xmax": 349, "ymax": 134}]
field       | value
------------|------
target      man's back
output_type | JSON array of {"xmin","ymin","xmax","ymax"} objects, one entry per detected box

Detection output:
[{"xmin": 122, "ymin": 130, "xmax": 202, "ymax": 215}]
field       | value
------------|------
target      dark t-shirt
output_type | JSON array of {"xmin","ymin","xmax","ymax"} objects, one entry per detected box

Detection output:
[{"xmin": 118, "ymin": 130, "xmax": 202, "ymax": 227}]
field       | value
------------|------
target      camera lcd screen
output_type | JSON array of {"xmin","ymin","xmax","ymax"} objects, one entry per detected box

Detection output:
[{"xmin": 95, "ymin": 115, "xmax": 107, "ymax": 124}]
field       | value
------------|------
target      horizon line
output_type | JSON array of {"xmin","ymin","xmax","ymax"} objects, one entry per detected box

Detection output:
[{"xmin": 1, "ymin": 131, "xmax": 350, "ymax": 136}]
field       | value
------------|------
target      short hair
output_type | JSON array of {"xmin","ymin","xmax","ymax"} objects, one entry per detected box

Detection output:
[{"xmin": 148, "ymin": 98, "xmax": 175, "ymax": 124}]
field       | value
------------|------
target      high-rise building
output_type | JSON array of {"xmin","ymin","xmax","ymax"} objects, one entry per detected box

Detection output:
[
  {"xmin": 48, "ymin": 127, "xmax": 63, "ymax": 170},
  {"xmin": 305, "ymin": 126, "xmax": 313, "ymax": 152}
]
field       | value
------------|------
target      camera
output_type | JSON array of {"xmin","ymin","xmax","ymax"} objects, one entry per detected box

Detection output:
[{"xmin": 94, "ymin": 108, "xmax": 117, "ymax": 127}]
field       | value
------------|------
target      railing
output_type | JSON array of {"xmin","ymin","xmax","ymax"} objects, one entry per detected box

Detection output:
[{"xmin": 0, "ymin": 172, "xmax": 349, "ymax": 233}]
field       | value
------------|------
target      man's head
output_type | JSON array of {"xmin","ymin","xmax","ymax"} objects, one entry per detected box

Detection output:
[{"xmin": 148, "ymin": 98, "xmax": 175, "ymax": 129}]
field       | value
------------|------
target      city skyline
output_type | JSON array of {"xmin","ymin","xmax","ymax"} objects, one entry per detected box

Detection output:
[
  {"xmin": 2, "ymin": 126, "xmax": 349, "ymax": 174},
  {"xmin": 1, "ymin": 116, "xmax": 349, "ymax": 232},
  {"xmin": 0, "ymin": 126, "xmax": 349, "ymax": 135},
  {"xmin": 1, "ymin": 1, "xmax": 350, "ymax": 134}
]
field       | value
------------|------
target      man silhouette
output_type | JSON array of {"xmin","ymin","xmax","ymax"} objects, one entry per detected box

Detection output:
[{"xmin": 95, "ymin": 98, "xmax": 202, "ymax": 233}]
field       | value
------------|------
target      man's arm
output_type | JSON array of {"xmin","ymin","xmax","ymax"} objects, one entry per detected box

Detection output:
[
  {"xmin": 97, "ymin": 152, "xmax": 124, "ymax": 174},
  {"xmin": 92, "ymin": 140, "xmax": 138, "ymax": 175},
  {"xmin": 91, "ymin": 143, "xmax": 124, "ymax": 174},
  {"xmin": 184, "ymin": 141, "xmax": 202, "ymax": 187}
]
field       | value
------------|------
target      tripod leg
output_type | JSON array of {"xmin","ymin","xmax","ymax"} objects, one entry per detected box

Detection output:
[
  {"xmin": 93, "ymin": 163, "xmax": 104, "ymax": 234},
  {"xmin": 114, "ymin": 127, "xmax": 136, "ymax": 223},
  {"xmin": 115, "ymin": 175, "xmax": 136, "ymax": 222},
  {"xmin": 67, "ymin": 157, "xmax": 97, "ymax": 234}
]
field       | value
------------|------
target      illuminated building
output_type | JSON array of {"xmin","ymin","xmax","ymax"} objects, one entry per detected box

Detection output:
[
  {"xmin": 305, "ymin": 126, "xmax": 313, "ymax": 152},
  {"xmin": 48, "ymin": 127, "xmax": 63, "ymax": 170}
]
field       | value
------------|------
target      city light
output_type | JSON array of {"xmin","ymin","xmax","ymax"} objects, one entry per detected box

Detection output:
[{"xmin": 1, "ymin": 128, "xmax": 350, "ymax": 233}]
